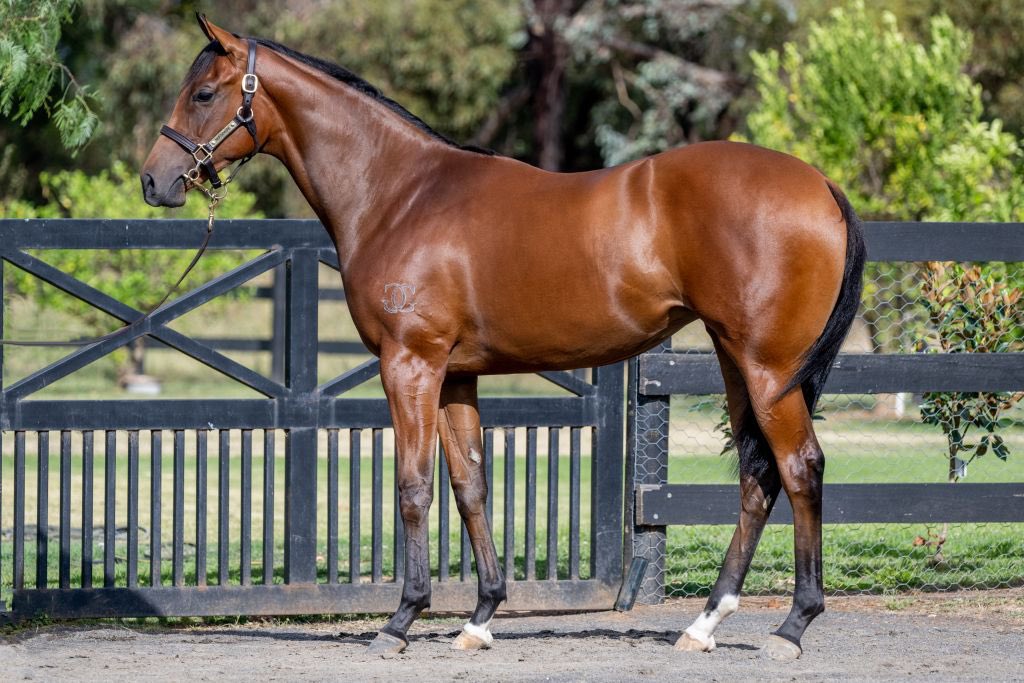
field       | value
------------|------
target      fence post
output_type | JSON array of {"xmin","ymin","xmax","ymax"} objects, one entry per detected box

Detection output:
[
  {"xmin": 624, "ymin": 344, "xmax": 669, "ymax": 604},
  {"xmin": 283, "ymin": 249, "xmax": 319, "ymax": 584},
  {"xmin": 591, "ymin": 362, "xmax": 625, "ymax": 587},
  {"xmin": 270, "ymin": 264, "xmax": 288, "ymax": 385}
]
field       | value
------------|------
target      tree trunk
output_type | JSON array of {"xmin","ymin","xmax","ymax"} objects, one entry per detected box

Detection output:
[
  {"xmin": 129, "ymin": 336, "xmax": 146, "ymax": 377},
  {"xmin": 530, "ymin": 0, "xmax": 574, "ymax": 171}
]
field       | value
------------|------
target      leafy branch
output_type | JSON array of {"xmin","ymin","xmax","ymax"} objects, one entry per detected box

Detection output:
[
  {"xmin": 0, "ymin": 0, "xmax": 99, "ymax": 151},
  {"xmin": 917, "ymin": 263, "xmax": 1024, "ymax": 482}
]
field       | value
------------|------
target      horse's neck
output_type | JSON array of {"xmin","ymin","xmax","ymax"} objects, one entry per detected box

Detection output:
[{"xmin": 263, "ymin": 64, "xmax": 452, "ymax": 272}]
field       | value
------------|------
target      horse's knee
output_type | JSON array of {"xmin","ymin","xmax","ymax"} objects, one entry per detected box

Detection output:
[{"xmin": 399, "ymin": 479, "xmax": 433, "ymax": 526}]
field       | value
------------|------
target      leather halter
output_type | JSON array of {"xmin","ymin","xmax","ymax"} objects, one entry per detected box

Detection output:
[{"xmin": 160, "ymin": 39, "xmax": 260, "ymax": 189}]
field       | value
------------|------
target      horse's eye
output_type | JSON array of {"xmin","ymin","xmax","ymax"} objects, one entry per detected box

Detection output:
[{"xmin": 193, "ymin": 90, "xmax": 215, "ymax": 103}]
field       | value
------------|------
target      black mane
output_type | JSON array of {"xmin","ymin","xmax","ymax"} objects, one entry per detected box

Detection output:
[{"xmin": 185, "ymin": 37, "xmax": 494, "ymax": 156}]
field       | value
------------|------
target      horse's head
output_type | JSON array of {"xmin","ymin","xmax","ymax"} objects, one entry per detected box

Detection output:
[{"xmin": 141, "ymin": 15, "xmax": 266, "ymax": 207}]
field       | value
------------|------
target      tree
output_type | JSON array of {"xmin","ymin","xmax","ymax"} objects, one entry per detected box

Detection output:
[
  {"xmin": 0, "ymin": 0, "xmax": 99, "ymax": 151},
  {"xmin": 745, "ymin": 2, "xmax": 1022, "ymax": 223},
  {"xmin": 565, "ymin": 0, "xmax": 793, "ymax": 167}
]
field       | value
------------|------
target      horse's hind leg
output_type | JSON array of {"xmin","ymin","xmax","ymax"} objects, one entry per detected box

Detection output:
[
  {"xmin": 437, "ymin": 375, "xmax": 506, "ymax": 649},
  {"xmin": 741, "ymin": 362, "xmax": 826, "ymax": 661},
  {"xmin": 677, "ymin": 336, "xmax": 781, "ymax": 653}
]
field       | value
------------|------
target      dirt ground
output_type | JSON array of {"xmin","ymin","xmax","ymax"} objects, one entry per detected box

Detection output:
[{"xmin": 2, "ymin": 590, "xmax": 1022, "ymax": 682}]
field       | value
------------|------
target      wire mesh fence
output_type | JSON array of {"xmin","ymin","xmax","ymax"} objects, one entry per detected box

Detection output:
[{"xmin": 653, "ymin": 260, "xmax": 1024, "ymax": 598}]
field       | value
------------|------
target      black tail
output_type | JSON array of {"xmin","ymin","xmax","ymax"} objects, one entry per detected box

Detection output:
[{"xmin": 778, "ymin": 181, "xmax": 867, "ymax": 413}]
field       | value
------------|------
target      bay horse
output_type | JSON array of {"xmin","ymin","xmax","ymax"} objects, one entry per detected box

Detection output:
[{"xmin": 142, "ymin": 16, "xmax": 865, "ymax": 661}]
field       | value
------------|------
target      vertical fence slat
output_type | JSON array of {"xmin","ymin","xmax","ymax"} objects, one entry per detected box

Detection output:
[
  {"xmin": 327, "ymin": 429, "xmax": 339, "ymax": 585},
  {"xmin": 240, "ymin": 429, "xmax": 252, "ymax": 586},
  {"xmin": 80, "ymin": 430, "xmax": 93, "ymax": 589},
  {"xmin": 525, "ymin": 426, "xmax": 537, "ymax": 581},
  {"xmin": 438, "ymin": 444, "xmax": 450, "ymax": 583},
  {"xmin": 218, "ymin": 430, "xmax": 230, "ymax": 586},
  {"xmin": 458, "ymin": 423, "xmax": 472, "ymax": 581},
  {"xmin": 36, "ymin": 431, "xmax": 49, "ymax": 589},
  {"xmin": 195, "ymin": 430, "xmax": 208, "ymax": 587},
  {"xmin": 393, "ymin": 430, "xmax": 404, "ymax": 583},
  {"xmin": 546, "ymin": 427, "xmax": 559, "ymax": 580},
  {"xmin": 372, "ymin": 428, "xmax": 383, "ymax": 583},
  {"xmin": 173, "ymin": 429, "xmax": 185, "ymax": 588},
  {"xmin": 569, "ymin": 426, "xmax": 581, "ymax": 580},
  {"xmin": 150, "ymin": 430, "xmax": 162, "ymax": 588},
  {"xmin": 262, "ymin": 430, "xmax": 275, "ymax": 586},
  {"xmin": 503, "ymin": 429, "xmax": 515, "ymax": 579},
  {"xmin": 59, "ymin": 430, "xmax": 71, "ymax": 589},
  {"xmin": 484, "ymin": 428, "xmax": 494, "ymax": 528},
  {"xmin": 349, "ymin": 429, "xmax": 361, "ymax": 584},
  {"xmin": 127, "ymin": 430, "xmax": 139, "ymax": 588},
  {"xmin": 13, "ymin": 431, "xmax": 25, "ymax": 590},
  {"xmin": 103, "ymin": 430, "xmax": 115, "ymax": 588}
]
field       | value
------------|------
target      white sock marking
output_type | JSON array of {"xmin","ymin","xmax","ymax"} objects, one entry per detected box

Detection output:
[
  {"xmin": 683, "ymin": 594, "xmax": 739, "ymax": 649},
  {"xmin": 462, "ymin": 620, "xmax": 493, "ymax": 645}
]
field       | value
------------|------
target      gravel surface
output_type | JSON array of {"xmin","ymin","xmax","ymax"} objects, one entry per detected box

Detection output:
[{"xmin": 2, "ymin": 590, "xmax": 1022, "ymax": 681}]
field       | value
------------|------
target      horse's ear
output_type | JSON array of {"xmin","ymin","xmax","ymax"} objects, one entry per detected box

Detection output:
[
  {"xmin": 195, "ymin": 13, "xmax": 245, "ymax": 58},
  {"xmin": 196, "ymin": 12, "xmax": 216, "ymax": 42}
]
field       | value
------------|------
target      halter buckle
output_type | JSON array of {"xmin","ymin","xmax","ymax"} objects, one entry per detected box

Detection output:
[
  {"xmin": 191, "ymin": 145, "xmax": 213, "ymax": 165},
  {"xmin": 241, "ymin": 73, "xmax": 259, "ymax": 94}
]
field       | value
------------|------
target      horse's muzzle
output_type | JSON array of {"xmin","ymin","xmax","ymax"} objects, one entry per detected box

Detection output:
[{"xmin": 141, "ymin": 171, "xmax": 187, "ymax": 208}]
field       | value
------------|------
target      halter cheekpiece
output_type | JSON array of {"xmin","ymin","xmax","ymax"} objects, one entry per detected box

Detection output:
[{"xmin": 160, "ymin": 39, "xmax": 260, "ymax": 189}]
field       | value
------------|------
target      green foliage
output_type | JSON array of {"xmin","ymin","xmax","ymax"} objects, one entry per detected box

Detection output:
[
  {"xmin": 0, "ymin": 0, "xmax": 99, "ymax": 151},
  {"xmin": 3, "ymin": 162, "xmax": 262, "ymax": 335},
  {"xmin": 917, "ymin": 264, "xmax": 1023, "ymax": 481},
  {"xmin": 272, "ymin": 0, "xmax": 520, "ymax": 140},
  {"xmin": 567, "ymin": 0, "xmax": 794, "ymax": 167},
  {"xmin": 745, "ymin": 1, "xmax": 1024, "ymax": 223}
]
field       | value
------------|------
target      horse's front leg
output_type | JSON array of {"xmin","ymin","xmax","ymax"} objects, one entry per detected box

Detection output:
[
  {"xmin": 368, "ymin": 343, "xmax": 447, "ymax": 654},
  {"xmin": 437, "ymin": 375, "xmax": 506, "ymax": 650}
]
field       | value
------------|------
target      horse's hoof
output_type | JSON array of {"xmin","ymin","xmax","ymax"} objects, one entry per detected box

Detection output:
[
  {"xmin": 451, "ymin": 630, "xmax": 490, "ymax": 650},
  {"xmin": 761, "ymin": 634, "xmax": 801, "ymax": 661},
  {"xmin": 451, "ymin": 623, "xmax": 493, "ymax": 650},
  {"xmin": 367, "ymin": 631, "xmax": 407, "ymax": 655},
  {"xmin": 674, "ymin": 631, "xmax": 715, "ymax": 652}
]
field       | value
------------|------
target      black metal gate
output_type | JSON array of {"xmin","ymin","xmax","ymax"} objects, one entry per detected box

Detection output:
[{"xmin": 0, "ymin": 219, "xmax": 624, "ymax": 620}]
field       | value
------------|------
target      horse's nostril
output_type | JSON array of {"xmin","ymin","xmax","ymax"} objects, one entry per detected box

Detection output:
[{"xmin": 142, "ymin": 173, "xmax": 155, "ymax": 191}]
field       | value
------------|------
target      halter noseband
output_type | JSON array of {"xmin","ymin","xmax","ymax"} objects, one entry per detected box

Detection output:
[{"xmin": 160, "ymin": 39, "xmax": 260, "ymax": 189}]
